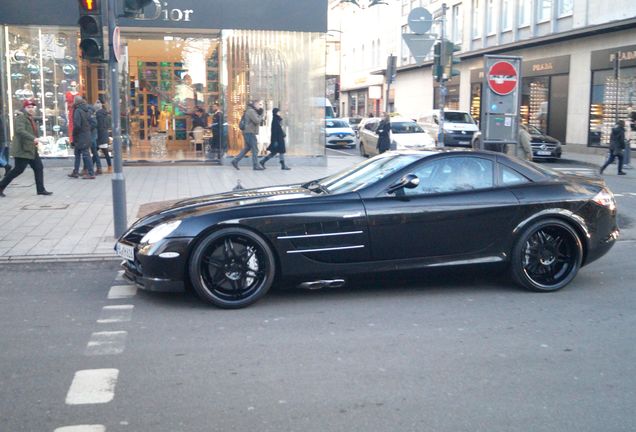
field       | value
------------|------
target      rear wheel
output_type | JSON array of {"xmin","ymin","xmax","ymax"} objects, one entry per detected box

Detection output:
[
  {"xmin": 511, "ymin": 219, "xmax": 583, "ymax": 292},
  {"xmin": 359, "ymin": 141, "xmax": 367, "ymax": 157},
  {"xmin": 189, "ymin": 227, "xmax": 275, "ymax": 308}
]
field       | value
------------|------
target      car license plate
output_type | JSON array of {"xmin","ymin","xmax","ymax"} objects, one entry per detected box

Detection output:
[
  {"xmin": 116, "ymin": 242, "xmax": 135, "ymax": 261},
  {"xmin": 458, "ymin": 141, "xmax": 469, "ymax": 145},
  {"xmin": 537, "ymin": 150, "xmax": 552, "ymax": 155},
  {"xmin": 336, "ymin": 141, "xmax": 349, "ymax": 145}
]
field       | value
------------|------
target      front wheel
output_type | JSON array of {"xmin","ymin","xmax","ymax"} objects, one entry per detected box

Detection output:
[
  {"xmin": 511, "ymin": 219, "xmax": 583, "ymax": 292},
  {"xmin": 189, "ymin": 227, "xmax": 276, "ymax": 308}
]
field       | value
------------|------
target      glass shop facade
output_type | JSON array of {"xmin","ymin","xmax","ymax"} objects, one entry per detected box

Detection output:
[{"xmin": 0, "ymin": 0, "xmax": 328, "ymax": 162}]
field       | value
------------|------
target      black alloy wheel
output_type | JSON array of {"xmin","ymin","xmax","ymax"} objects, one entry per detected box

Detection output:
[
  {"xmin": 511, "ymin": 219, "xmax": 583, "ymax": 292},
  {"xmin": 189, "ymin": 227, "xmax": 275, "ymax": 308}
]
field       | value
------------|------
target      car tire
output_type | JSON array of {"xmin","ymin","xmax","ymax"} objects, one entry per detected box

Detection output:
[
  {"xmin": 511, "ymin": 218, "xmax": 583, "ymax": 292},
  {"xmin": 359, "ymin": 141, "xmax": 368, "ymax": 157},
  {"xmin": 188, "ymin": 227, "xmax": 276, "ymax": 308}
]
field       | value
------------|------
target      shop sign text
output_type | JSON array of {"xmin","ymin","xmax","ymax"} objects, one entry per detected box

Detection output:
[{"xmin": 136, "ymin": 0, "xmax": 194, "ymax": 22}]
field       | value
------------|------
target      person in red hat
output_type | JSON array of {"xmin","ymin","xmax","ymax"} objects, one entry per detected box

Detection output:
[{"xmin": 0, "ymin": 99, "xmax": 52, "ymax": 197}]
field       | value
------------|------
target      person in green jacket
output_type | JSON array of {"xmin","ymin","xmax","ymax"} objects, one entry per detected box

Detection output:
[{"xmin": 0, "ymin": 99, "xmax": 52, "ymax": 197}]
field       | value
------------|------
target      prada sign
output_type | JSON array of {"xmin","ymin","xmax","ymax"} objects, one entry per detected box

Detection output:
[
  {"xmin": 591, "ymin": 44, "xmax": 636, "ymax": 70},
  {"xmin": 0, "ymin": 0, "xmax": 327, "ymax": 32}
]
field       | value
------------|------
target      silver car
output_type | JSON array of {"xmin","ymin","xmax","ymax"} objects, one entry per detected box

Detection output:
[{"xmin": 358, "ymin": 117, "xmax": 435, "ymax": 157}]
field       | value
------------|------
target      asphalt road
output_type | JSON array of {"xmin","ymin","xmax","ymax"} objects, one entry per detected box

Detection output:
[{"xmin": 1, "ymin": 159, "xmax": 635, "ymax": 432}]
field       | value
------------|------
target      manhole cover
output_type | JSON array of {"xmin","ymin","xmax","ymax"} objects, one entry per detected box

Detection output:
[{"xmin": 21, "ymin": 204, "xmax": 70, "ymax": 210}]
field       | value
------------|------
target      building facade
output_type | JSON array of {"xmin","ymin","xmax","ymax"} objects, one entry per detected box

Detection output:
[
  {"xmin": 0, "ymin": 0, "xmax": 328, "ymax": 162},
  {"xmin": 333, "ymin": 0, "xmax": 636, "ymax": 148}
]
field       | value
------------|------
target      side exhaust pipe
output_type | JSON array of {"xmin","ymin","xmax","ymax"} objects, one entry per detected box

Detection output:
[{"xmin": 299, "ymin": 279, "xmax": 345, "ymax": 290}]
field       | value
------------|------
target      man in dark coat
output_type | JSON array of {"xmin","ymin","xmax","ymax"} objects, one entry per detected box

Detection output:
[
  {"xmin": 232, "ymin": 100, "xmax": 264, "ymax": 170},
  {"xmin": 600, "ymin": 119, "xmax": 627, "ymax": 175},
  {"xmin": 0, "ymin": 99, "xmax": 52, "ymax": 197},
  {"xmin": 377, "ymin": 112, "xmax": 391, "ymax": 154},
  {"xmin": 259, "ymin": 108, "xmax": 290, "ymax": 170},
  {"xmin": 68, "ymin": 96, "xmax": 96, "ymax": 179}
]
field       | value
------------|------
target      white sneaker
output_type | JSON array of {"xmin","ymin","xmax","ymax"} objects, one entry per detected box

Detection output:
[{"xmin": 624, "ymin": 164, "xmax": 633, "ymax": 169}]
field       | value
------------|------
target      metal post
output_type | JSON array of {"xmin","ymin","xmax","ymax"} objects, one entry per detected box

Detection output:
[
  {"xmin": 437, "ymin": 3, "xmax": 447, "ymax": 148},
  {"xmin": 107, "ymin": 0, "xmax": 127, "ymax": 237}
]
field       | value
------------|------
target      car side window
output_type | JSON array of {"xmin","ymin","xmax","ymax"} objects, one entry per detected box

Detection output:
[
  {"xmin": 499, "ymin": 165, "xmax": 530, "ymax": 186},
  {"xmin": 403, "ymin": 157, "xmax": 494, "ymax": 196}
]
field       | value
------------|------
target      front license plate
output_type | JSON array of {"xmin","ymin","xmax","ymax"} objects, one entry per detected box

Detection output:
[
  {"xmin": 537, "ymin": 150, "xmax": 552, "ymax": 155},
  {"xmin": 458, "ymin": 141, "xmax": 469, "ymax": 145},
  {"xmin": 336, "ymin": 141, "xmax": 349, "ymax": 145},
  {"xmin": 116, "ymin": 242, "xmax": 135, "ymax": 261}
]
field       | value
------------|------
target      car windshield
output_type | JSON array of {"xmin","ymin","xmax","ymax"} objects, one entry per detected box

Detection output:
[
  {"xmin": 527, "ymin": 125, "xmax": 543, "ymax": 135},
  {"xmin": 309, "ymin": 153, "xmax": 422, "ymax": 194},
  {"xmin": 444, "ymin": 112, "xmax": 474, "ymax": 124},
  {"xmin": 390, "ymin": 121, "xmax": 425, "ymax": 134},
  {"xmin": 325, "ymin": 120, "xmax": 350, "ymax": 128},
  {"xmin": 348, "ymin": 117, "xmax": 362, "ymax": 125}
]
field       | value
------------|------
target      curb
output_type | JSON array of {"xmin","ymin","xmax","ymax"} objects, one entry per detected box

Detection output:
[{"xmin": 0, "ymin": 254, "xmax": 120, "ymax": 264}]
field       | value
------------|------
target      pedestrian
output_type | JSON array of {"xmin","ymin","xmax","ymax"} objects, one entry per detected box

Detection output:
[
  {"xmin": 96, "ymin": 101, "xmax": 113, "ymax": 173},
  {"xmin": 600, "ymin": 119, "xmax": 627, "ymax": 175},
  {"xmin": 0, "ymin": 99, "xmax": 52, "ymax": 197},
  {"xmin": 625, "ymin": 111, "xmax": 636, "ymax": 170},
  {"xmin": 191, "ymin": 106, "xmax": 208, "ymax": 135},
  {"xmin": 232, "ymin": 100, "xmax": 264, "ymax": 170},
  {"xmin": 89, "ymin": 100, "xmax": 102, "ymax": 175},
  {"xmin": 68, "ymin": 96, "xmax": 96, "ymax": 179},
  {"xmin": 210, "ymin": 103, "xmax": 224, "ymax": 158},
  {"xmin": 0, "ymin": 108, "xmax": 12, "ymax": 176},
  {"xmin": 260, "ymin": 108, "xmax": 290, "ymax": 170},
  {"xmin": 518, "ymin": 123, "xmax": 534, "ymax": 161},
  {"xmin": 376, "ymin": 112, "xmax": 391, "ymax": 154}
]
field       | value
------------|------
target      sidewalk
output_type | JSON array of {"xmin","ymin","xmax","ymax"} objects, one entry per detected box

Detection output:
[
  {"xmin": 0, "ymin": 155, "xmax": 363, "ymax": 262},
  {"xmin": 0, "ymin": 149, "xmax": 629, "ymax": 262}
]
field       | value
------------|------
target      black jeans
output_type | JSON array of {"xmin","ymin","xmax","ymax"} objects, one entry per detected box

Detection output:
[
  {"xmin": 0, "ymin": 154, "xmax": 46, "ymax": 193},
  {"xmin": 600, "ymin": 151, "xmax": 624, "ymax": 174}
]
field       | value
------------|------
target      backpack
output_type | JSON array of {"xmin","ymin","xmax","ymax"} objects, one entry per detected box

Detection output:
[{"xmin": 238, "ymin": 111, "xmax": 247, "ymax": 131}]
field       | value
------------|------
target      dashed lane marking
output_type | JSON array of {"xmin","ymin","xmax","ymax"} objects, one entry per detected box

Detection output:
[
  {"xmin": 85, "ymin": 331, "xmax": 128, "ymax": 356},
  {"xmin": 65, "ymin": 369, "xmax": 119, "ymax": 405},
  {"xmin": 107, "ymin": 285, "xmax": 137, "ymax": 299},
  {"xmin": 97, "ymin": 305, "xmax": 134, "ymax": 324},
  {"xmin": 54, "ymin": 426, "xmax": 106, "ymax": 432}
]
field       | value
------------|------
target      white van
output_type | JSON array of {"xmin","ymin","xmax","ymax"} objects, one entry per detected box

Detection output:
[{"xmin": 418, "ymin": 109, "xmax": 479, "ymax": 147}]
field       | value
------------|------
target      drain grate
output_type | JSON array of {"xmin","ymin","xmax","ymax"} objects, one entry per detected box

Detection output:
[{"xmin": 21, "ymin": 204, "xmax": 70, "ymax": 210}]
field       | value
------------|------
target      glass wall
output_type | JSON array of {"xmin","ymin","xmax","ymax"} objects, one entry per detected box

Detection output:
[
  {"xmin": 589, "ymin": 67, "xmax": 636, "ymax": 146},
  {"xmin": 1, "ymin": 26, "xmax": 326, "ymax": 161}
]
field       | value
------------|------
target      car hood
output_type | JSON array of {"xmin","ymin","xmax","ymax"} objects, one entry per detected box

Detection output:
[
  {"xmin": 393, "ymin": 132, "xmax": 436, "ymax": 148},
  {"xmin": 443, "ymin": 123, "xmax": 478, "ymax": 132},
  {"xmin": 530, "ymin": 133, "xmax": 560, "ymax": 144},
  {"xmin": 327, "ymin": 127, "xmax": 354, "ymax": 135}
]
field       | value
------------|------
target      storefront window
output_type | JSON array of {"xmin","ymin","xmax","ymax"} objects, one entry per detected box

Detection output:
[
  {"xmin": 520, "ymin": 77, "xmax": 549, "ymax": 134},
  {"xmin": 3, "ymin": 26, "xmax": 80, "ymax": 157},
  {"xmin": 434, "ymin": 85, "xmax": 460, "ymax": 110},
  {"xmin": 589, "ymin": 68, "xmax": 636, "ymax": 146},
  {"xmin": 470, "ymin": 83, "xmax": 482, "ymax": 124}
]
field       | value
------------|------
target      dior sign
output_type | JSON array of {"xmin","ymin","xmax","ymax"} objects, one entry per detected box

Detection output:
[{"xmin": 136, "ymin": 0, "xmax": 194, "ymax": 22}]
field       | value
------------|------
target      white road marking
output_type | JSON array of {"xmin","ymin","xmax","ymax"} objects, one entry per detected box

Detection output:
[
  {"xmin": 54, "ymin": 426, "xmax": 105, "ymax": 432},
  {"xmin": 114, "ymin": 270, "xmax": 125, "ymax": 282},
  {"xmin": 85, "ymin": 331, "xmax": 128, "ymax": 356},
  {"xmin": 65, "ymin": 369, "xmax": 119, "ymax": 405},
  {"xmin": 107, "ymin": 285, "xmax": 137, "ymax": 299},
  {"xmin": 97, "ymin": 305, "xmax": 134, "ymax": 324}
]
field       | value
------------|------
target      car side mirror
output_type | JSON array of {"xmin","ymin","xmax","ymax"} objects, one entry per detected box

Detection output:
[{"xmin": 387, "ymin": 174, "xmax": 420, "ymax": 194}]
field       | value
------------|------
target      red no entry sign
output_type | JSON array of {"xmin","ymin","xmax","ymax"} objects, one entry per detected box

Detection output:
[{"xmin": 487, "ymin": 61, "xmax": 518, "ymax": 95}]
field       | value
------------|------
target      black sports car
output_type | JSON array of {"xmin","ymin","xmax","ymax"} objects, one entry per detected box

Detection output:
[{"xmin": 116, "ymin": 150, "xmax": 619, "ymax": 309}]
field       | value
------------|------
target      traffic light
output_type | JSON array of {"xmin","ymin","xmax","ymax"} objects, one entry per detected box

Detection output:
[
  {"xmin": 78, "ymin": 0, "xmax": 104, "ymax": 60},
  {"xmin": 432, "ymin": 42, "xmax": 443, "ymax": 82},
  {"xmin": 442, "ymin": 40, "xmax": 461, "ymax": 80},
  {"xmin": 123, "ymin": 0, "xmax": 154, "ymax": 17}
]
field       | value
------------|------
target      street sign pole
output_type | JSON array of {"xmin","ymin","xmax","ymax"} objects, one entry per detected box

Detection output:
[
  {"xmin": 437, "ymin": 3, "xmax": 447, "ymax": 148},
  {"xmin": 107, "ymin": 0, "xmax": 127, "ymax": 237}
]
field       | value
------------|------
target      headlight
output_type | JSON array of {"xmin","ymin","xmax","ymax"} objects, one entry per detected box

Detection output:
[{"xmin": 141, "ymin": 220, "xmax": 182, "ymax": 244}]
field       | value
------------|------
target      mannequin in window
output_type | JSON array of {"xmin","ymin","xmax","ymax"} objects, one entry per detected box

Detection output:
[
  {"xmin": 65, "ymin": 81, "xmax": 79, "ymax": 141},
  {"xmin": 158, "ymin": 105, "xmax": 172, "ymax": 133}
]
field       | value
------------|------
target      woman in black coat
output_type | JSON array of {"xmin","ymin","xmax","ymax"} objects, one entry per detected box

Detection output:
[
  {"xmin": 96, "ymin": 104, "xmax": 112, "ymax": 172},
  {"xmin": 377, "ymin": 112, "xmax": 391, "ymax": 154},
  {"xmin": 259, "ymin": 108, "xmax": 290, "ymax": 170}
]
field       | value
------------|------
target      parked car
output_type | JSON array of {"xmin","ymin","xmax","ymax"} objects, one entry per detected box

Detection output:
[
  {"xmin": 116, "ymin": 149, "xmax": 618, "ymax": 309},
  {"xmin": 358, "ymin": 116, "xmax": 435, "ymax": 157},
  {"xmin": 471, "ymin": 125, "xmax": 563, "ymax": 161},
  {"xmin": 341, "ymin": 116, "xmax": 363, "ymax": 137},
  {"xmin": 324, "ymin": 118, "xmax": 357, "ymax": 148},
  {"xmin": 418, "ymin": 109, "xmax": 479, "ymax": 147}
]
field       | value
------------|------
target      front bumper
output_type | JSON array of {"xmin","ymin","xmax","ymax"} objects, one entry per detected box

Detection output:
[{"xmin": 118, "ymin": 237, "xmax": 194, "ymax": 293}]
